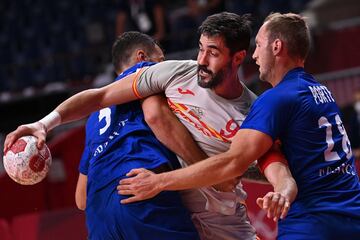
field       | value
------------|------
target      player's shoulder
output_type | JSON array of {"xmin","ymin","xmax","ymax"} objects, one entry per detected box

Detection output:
[
  {"xmin": 257, "ymin": 86, "xmax": 289, "ymax": 100},
  {"xmin": 255, "ymin": 84, "xmax": 297, "ymax": 111},
  {"xmin": 146, "ymin": 60, "xmax": 197, "ymax": 77},
  {"xmin": 154, "ymin": 59, "xmax": 196, "ymax": 69},
  {"xmin": 264, "ymin": 69, "xmax": 312, "ymax": 102}
]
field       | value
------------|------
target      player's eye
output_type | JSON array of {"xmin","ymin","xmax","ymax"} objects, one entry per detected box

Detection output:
[{"xmin": 210, "ymin": 51, "xmax": 219, "ymax": 57}]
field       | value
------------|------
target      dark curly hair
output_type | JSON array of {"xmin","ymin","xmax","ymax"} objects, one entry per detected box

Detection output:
[{"xmin": 198, "ymin": 12, "xmax": 252, "ymax": 55}]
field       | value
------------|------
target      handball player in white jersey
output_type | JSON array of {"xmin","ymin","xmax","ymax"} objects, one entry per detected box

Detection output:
[{"xmin": 118, "ymin": 13, "xmax": 296, "ymax": 239}]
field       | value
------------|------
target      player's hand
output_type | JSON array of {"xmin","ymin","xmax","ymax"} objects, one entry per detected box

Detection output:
[
  {"xmin": 117, "ymin": 168, "xmax": 163, "ymax": 204},
  {"xmin": 256, "ymin": 191, "xmax": 291, "ymax": 222},
  {"xmin": 4, "ymin": 122, "xmax": 47, "ymax": 153}
]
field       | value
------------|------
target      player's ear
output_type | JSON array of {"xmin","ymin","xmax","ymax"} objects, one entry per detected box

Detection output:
[
  {"xmin": 272, "ymin": 39, "xmax": 282, "ymax": 56},
  {"xmin": 232, "ymin": 50, "xmax": 246, "ymax": 66},
  {"xmin": 136, "ymin": 50, "xmax": 147, "ymax": 62}
]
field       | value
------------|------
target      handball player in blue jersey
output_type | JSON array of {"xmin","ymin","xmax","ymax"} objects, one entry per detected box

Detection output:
[
  {"xmin": 71, "ymin": 32, "xmax": 199, "ymax": 239},
  {"xmin": 245, "ymin": 13, "xmax": 360, "ymax": 239},
  {"xmin": 114, "ymin": 13, "xmax": 360, "ymax": 240}
]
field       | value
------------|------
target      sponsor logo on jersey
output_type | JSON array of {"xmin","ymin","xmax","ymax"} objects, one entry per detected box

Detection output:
[
  {"xmin": 167, "ymin": 99, "xmax": 239, "ymax": 142},
  {"xmin": 319, "ymin": 162, "xmax": 357, "ymax": 177},
  {"xmin": 177, "ymin": 88, "xmax": 195, "ymax": 96}
]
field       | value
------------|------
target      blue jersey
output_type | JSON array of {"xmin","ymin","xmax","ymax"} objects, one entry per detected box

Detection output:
[
  {"xmin": 79, "ymin": 61, "xmax": 179, "ymax": 191},
  {"xmin": 242, "ymin": 68, "xmax": 360, "ymax": 219},
  {"xmin": 79, "ymin": 62, "xmax": 199, "ymax": 239}
]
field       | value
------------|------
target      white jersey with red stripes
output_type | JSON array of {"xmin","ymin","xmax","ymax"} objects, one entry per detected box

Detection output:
[
  {"xmin": 134, "ymin": 60, "xmax": 256, "ymax": 156},
  {"xmin": 134, "ymin": 60, "xmax": 258, "ymax": 240}
]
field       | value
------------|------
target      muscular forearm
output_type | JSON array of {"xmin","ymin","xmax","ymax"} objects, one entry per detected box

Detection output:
[
  {"xmin": 151, "ymin": 123, "xmax": 207, "ymax": 165},
  {"xmin": 118, "ymin": 129, "xmax": 274, "ymax": 203},
  {"xmin": 119, "ymin": 150, "xmax": 249, "ymax": 202},
  {"xmin": 158, "ymin": 150, "xmax": 245, "ymax": 191},
  {"xmin": 156, "ymin": 129, "xmax": 273, "ymax": 191},
  {"xmin": 264, "ymin": 162, "xmax": 298, "ymax": 203},
  {"xmin": 54, "ymin": 75, "xmax": 136, "ymax": 126},
  {"xmin": 143, "ymin": 95, "xmax": 207, "ymax": 165},
  {"xmin": 55, "ymin": 89, "xmax": 104, "ymax": 124},
  {"xmin": 3, "ymin": 73, "xmax": 139, "ymax": 152}
]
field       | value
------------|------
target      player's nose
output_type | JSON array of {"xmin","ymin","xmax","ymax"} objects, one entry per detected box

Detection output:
[{"xmin": 197, "ymin": 52, "xmax": 208, "ymax": 66}]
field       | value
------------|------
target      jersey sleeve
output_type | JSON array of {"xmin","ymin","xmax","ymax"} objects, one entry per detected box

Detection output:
[
  {"xmin": 79, "ymin": 145, "xmax": 90, "ymax": 175},
  {"xmin": 241, "ymin": 89, "xmax": 294, "ymax": 141},
  {"xmin": 78, "ymin": 118, "xmax": 94, "ymax": 175},
  {"xmin": 133, "ymin": 60, "xmax": 196, "ymax": 98}
]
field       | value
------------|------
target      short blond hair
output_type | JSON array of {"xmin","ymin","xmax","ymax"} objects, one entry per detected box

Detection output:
[{"xmin": 264, "ymin": 13, "xmax": 310, "ymax": 60}]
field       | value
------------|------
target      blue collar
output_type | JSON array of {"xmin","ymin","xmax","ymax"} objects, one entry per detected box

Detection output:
[
  {"xmin": 115, "ymin": 61, "xmax": 157, "ymax": 81},
  {"xmin": 281, "ymin": 67, "xmax": 305, "ymax": 83}
]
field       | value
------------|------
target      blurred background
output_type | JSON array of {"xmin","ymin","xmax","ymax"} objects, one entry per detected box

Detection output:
[{"xmin": 0, "ymin": 0, "xmax": 359, "ymax": 239}]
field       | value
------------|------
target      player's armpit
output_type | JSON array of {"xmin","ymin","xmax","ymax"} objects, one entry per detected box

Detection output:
[{"xmin": 257, "ymin": 140, "xmax": 288, "ymax": 173}]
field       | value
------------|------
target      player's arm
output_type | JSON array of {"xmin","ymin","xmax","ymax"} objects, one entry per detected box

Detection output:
[
  {"xmin": 4, "ymin": 61, "xmax": 188, "ymax": 151},
  {"xmin": 75, "ymin": 173, "xmax": 87, "ymax": 211},
  {"xmin": 119, "ymin": 128, "xmax": 272, "ymax": 196},
  {"xmin": 256, "ymin": 161, "xmax": 297, "ymax": 221},
  {"xmin": 142, "ymin": 94, "xmax": 239, "ymax": 192},
  {"xmin": 242, "ymin": 141, "xmax": 288, "ymax": 183},
  {"xmin": 76, "ymin": 142, "xmax": 91, "ymax": 211},
  {"xmin": 241, "ymin": 162, "xmax": 267, "ymax": 183},
  {"xmin": 118, "ymin": 129, "xmax": 296, "ymax": 220},
  {"xmin": 142, "ymin": 94, "xmax": 208, "ymax": 164},
  {"xmin": 3, "ymin": 71, "xmax": 139, "ymax": 151},
  {"xmin": 55, "ymin": 73, "xmax": 137, "ymax": 125}
]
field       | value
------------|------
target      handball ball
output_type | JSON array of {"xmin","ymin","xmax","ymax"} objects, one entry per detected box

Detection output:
[{"xmin": 3, "ymin": 136, "xmax": 52, "ymax": 185}]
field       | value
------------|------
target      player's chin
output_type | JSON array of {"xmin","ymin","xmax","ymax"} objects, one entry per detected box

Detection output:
[
  {"xmin": 197, "ymin": 76, "xmax": 212, "ymax": 87},
  {"xmin": 258, "ymin": 71, "xmax": 266, "ymax": 82}
]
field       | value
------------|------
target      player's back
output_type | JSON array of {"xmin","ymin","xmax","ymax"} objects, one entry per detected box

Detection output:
[
  {"xmin": 80, "ymin": 62, "xmax": 178, "ymax": 195},
  {"xmin": 273, "ymin": 68, "xmax": 360, "ymax": 218}
]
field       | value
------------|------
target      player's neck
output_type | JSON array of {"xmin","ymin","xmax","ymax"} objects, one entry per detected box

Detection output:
[
  {"xmin": 214, "ymin": 74, "xmax": 244, "ymax": 99},
  {"xmin": 269, "ymin": 58, "xmax": 304, "ymax": 87}
]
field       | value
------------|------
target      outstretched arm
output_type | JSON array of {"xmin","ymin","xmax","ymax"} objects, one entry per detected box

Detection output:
[
  {"xmin": 118, "ymin": 128, "xmax": 272, "ymax": 197},
  {"xmin": 118, "ymin": 128, "xmax": 297, "ymax": 220},
  {"xmin": 55, "ymin": 74, "xmax": 137, "ymax": 125},
  {"xmin": 4, "ymin": 72, "xmax": 138, "ymax": 151}
]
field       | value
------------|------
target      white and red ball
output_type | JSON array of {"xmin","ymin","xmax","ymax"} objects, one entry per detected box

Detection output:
[{"xmin": 3, "ymin": 136, "xmax": 52, "ymax": 185}]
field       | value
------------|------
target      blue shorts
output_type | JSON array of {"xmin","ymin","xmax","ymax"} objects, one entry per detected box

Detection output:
[
  {"xmin": 278, "ymin": 212, "xmax": 360, "ymax": 240},
  {"xmin": 85, "ymin": 180, "xmax": 199, "ymax": 240}
]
